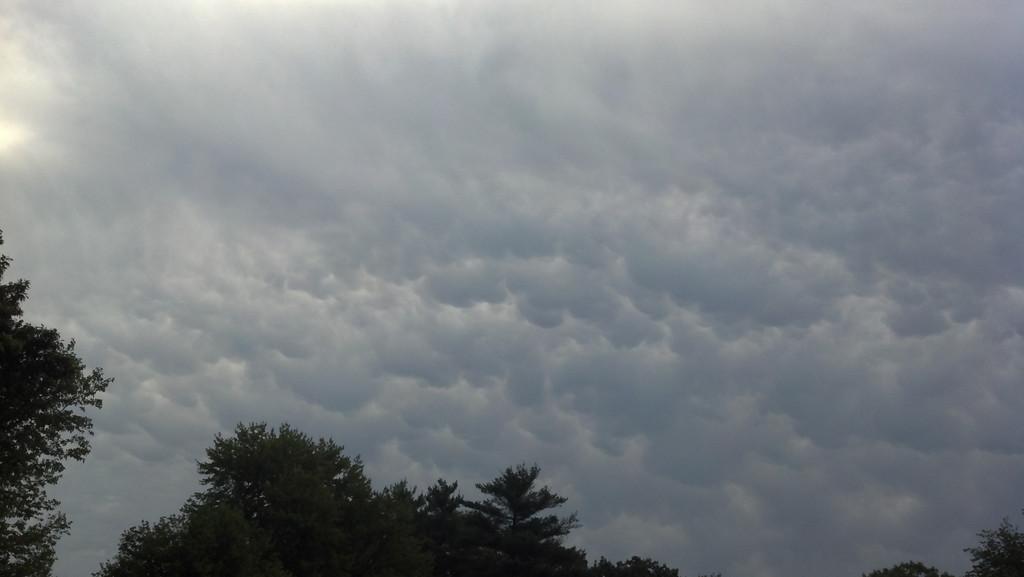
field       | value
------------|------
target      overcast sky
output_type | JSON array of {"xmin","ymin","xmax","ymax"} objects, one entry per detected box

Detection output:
[{"xmin": 3, "ymin": 1, "xmax": 1024, "ymax": 576}]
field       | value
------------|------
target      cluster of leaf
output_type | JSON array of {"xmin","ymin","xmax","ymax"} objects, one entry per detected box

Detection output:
[
  {"xmin": 1, "ymin": 232, "xmax": 111, "ymax": 576},
  {"xmin": 963, "ymin": 515, "xmax": 1024, "ymax": 577},
  {"xmin": 862, "ymin": 512, "xmax": 1024, "ymax": 577},
  {"xmin": 95, "ymin": 422, "xmax": 713, "ymax": 577}
]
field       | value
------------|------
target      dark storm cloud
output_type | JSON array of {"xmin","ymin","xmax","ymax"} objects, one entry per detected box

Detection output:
[{"xmin": 3, "ymin": 1, "xmax": 1024, "ymax": 576}]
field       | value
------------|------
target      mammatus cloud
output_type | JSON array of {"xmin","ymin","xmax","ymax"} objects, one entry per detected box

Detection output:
[{"xmin": 3, "ymin": 1, "xmax": 1023, "ymax": 576}]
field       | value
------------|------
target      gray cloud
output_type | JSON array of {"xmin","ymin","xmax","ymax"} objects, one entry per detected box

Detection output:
[{"xmin": 3, "ymin": 1, "xmax": 1024, "ymax": 576}]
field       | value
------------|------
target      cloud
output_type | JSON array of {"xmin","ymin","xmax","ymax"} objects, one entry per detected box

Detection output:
[{"xmin": 3, "ymin": 1, "xmax": 1023, "ymax": 576}]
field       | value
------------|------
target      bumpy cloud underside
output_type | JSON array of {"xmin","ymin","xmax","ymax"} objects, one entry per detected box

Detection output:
[{"xmin": 3, "ymin": 2, "xmax": 1023, "ymax": 576}]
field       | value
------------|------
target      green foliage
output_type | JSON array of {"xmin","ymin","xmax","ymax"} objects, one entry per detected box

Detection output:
[
  {"xmin": 196, "ymin": 421, "xmax": 366, "ymax": 575},
  {"xmin": 588, "ymin": 556, "xmax": 719, "ymax": 577},
  {"xmin": 861, "ymin": 560, "xmax": 953, "ymax": 577},
  {"xmin": 460, "ymin": 463, "xmax": 588, "ymax": 577},
  {"xmin": 94, "ymin": 503, "xmax": 287, "ymax": 577},
  {"xmin": 0, "ymin": 231, "xmax": 111, "ymax": 576},
  {"xmin": 358, "ymin": 480, "xmax": 431, "ymax": 577},
  {"xmin": 99, "ymin": 422, "xmax": 430, "ymax": 577},
  {"xmin": 97, "ymin": 425, "xmax": 699, "ymax": 577},
  {"xmin": 179, "ymin": 503, "xmax": 288, "ymax": 577},
  {"xmin": 416, "ymin": 479, "xmax": 466, "ymax": 577},
  {"xmin": 590, "ymin": 556, "xmax": 681, "ymax": 577},
  {"xmin": 197, "ymin": 422, "xmax": 369, "ymax": 522},
  {"xmin": 94, "ymin": 513, "xmax": 187, "ymax": 577},
  {"xmin": 964, "ymin": 512, "xmax": 1024, "ymax": 577},
  {"xmin": 466, "ymin": 463, "xmax": 580, "ymax": 539}
]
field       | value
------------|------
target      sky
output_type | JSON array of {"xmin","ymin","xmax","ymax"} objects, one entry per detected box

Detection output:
[{"xmin": 2, "ymin": 1, "xmax": 1024, "ymax": 576}]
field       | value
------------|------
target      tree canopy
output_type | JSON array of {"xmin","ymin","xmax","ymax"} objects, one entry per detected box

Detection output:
[
  {"xmin": 964, "ymin": 511, "xmax": 1024, "ymax": 577},
  {"xmin": 862, "ymin": 560, "xmax": 954, "ymax": 577},
  {"xmin": 196, "ymin": 422, "xmax": 427, "ymax": 577},
  {"xmin": 0, "ymin": 231, "xmax": 111, "ymax": 576},
  {"xmin": 91, "ymin": 418, "xmax": 1024, "ymax": 577},
  {"xmin": 95, "ymin": 423, "xmax": 704, "ymax": 577},
  {"xmin": 98, "ymin": 423, "xmax": 431, "ymax": 577},
  {"xmin": 94, "ymin": 503, "xmax": 287, "ymax": 577},
  {"xmin": 590, "ymin": 556, "xmax": 683, "ymax": 577},
  {"xmin": 859, "ymin": 514, "xmax": 1024, "ymax": 577},
  {"xmin": 460, "ymin": 463, "xmax": 587, "ymax": 577}
]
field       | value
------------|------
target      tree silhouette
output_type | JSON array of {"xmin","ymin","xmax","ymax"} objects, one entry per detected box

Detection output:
[
  {"xmin": 98, "ymin": 423, "xmax": 429, "ymax": 577},
  {"xmin": 965, "ymin": 511, "xmax": 1024, "ymax": 577},
  {"xmin": 1, "ymin": 231, "xmax": 111, "ymax": 576},
  {"xmin": 462, "ymin": 463, "xmax": 587, "ymax": 577},
  {"xmin": 861, "ymin": 560, "xmax": 953, "ymax": 577}
]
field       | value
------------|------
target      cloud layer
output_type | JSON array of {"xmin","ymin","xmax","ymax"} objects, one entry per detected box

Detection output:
[{"xmin": 3, "ymin": 1, "xmax": 1023, "ymax": 576}]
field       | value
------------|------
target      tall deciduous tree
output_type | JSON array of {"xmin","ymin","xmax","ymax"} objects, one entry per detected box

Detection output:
[
  {"xmin": 964, "ymin": 511, "xmax": 1024, "ymax": 577},
  {"xmin": 99, "ymin": 422, "xmax": 430, "ymax": 577},
  {"xmin": 0, "ymin": 231, "xmax": 111, "ymax": 576},
  {"xmin": 94, "ymin": 503, "xmax": 287, "ymax": 577},
  {"xmin": 197, "ymin": 422, "xmax": 428, "ymax": 577}
]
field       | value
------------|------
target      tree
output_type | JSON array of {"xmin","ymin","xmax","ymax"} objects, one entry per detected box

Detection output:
[
  {"xmin": 589, "ymin": 556, "xmax": 681, "ymax": 577},
  {"xmin": 861, "ymin": 560, "xmax": 953, "ymax": 577},
  {"xmin": 416, "ymin": 479, "xmax": 467, "ymax": 577},
  {"xmin": 356, "ymin": 480, "xmax": 432, "ymax": 577},
  {"xmin": 462, "ymin": 463, "xmax": 587, "ymax": 577},
  {"xmin": 0, "ymin": 231, "xmax": 111, "ymax": 576},
  {"xmin": 964, "ymin": 511, "xmax": 1024, "ymax": 577},
  {"xmin": 94, "ymin": 513, "xmax": 188, "ymax": 577},
  {"xmin": 196, "ymin": 422, "xmax": 374, "ymax": 576},
  {"xmin": 100, "ymin": 422, "xmax": 430, "ymax": 577},
  {"xmin": 98, "ymin": 424, "xmax": 703, "ymax": 577},
  {"xmin": 94, "ymin": 502, "xmax": 287, "ymax": 577},
  {"xmin": 588, "ymin": 556, "xmax": 720, "ymax": 577}
]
